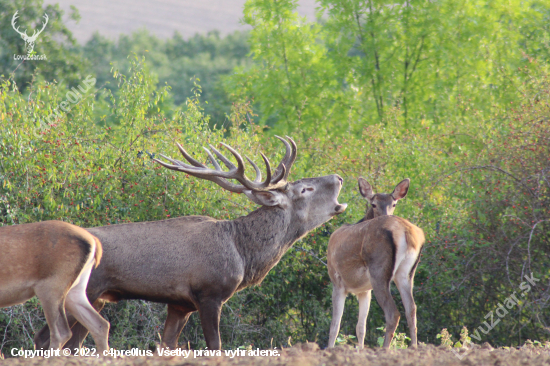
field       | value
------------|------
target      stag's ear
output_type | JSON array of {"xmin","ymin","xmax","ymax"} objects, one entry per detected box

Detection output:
[
  {"xmin": 358, "ymin": 177, "xmax": 375, "ymax": 201},
  {"xmin": 244, "ymin": 190, "xmax": 286, "ymax": 207},
  {"xmin": 391, "ymin": 178, "xmax": 410, "ymax": 200}
]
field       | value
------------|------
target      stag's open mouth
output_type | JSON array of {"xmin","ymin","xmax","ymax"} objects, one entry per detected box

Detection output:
[
  {"xmin": 334, "ymin": 203, "xmax": 347, "ymax": 215},
  {"xmin": 332, "ymin": 175, "xmax": 347, "ymax": 215}
]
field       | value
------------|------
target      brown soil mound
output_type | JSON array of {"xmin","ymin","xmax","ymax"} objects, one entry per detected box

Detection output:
[{"xmin": 3, "ymin": 343, "xmax": 550, "ymax": 366}]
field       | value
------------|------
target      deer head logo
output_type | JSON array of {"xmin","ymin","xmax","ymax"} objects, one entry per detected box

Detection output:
[{"xmin": 11, "ymin": 11, "xmax": 49, "ymax": 56}]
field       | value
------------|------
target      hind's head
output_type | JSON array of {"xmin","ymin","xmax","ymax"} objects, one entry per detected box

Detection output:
[{"xmin": 358, "ymin": 178, "xmax": 409, "ymax": 218}]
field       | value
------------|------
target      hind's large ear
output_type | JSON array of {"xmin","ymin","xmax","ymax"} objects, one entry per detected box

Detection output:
[
  {"xmin": 391, "ymin": 178, "xmax": 410, "ymax": 200},
  {"xmin": 358, "ymin": 177, "xmax": 375, "ymax": 201}
]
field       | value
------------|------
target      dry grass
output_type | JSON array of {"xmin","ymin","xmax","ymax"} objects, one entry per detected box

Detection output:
[{"xmin": 3, "ymin": 343, "xmax": 550, "ymax": 366}]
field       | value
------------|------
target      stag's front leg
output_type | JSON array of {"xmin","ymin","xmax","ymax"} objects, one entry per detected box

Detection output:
[
  {"xmin": 197, "ymin": 299, "xmax": 223, "ymax": 350},
  {"xmin": 162, "ymin": 304, "xmax": 193, "ymax": 349}
]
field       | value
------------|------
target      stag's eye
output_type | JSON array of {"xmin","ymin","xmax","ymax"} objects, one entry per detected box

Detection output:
[
  {"xmin": 372, "ymin": 204, "xmax": 377, "ymax": 208},
  {"xmin": 301, "ymin": 187, "xmax": 314, "ymax": 194}
]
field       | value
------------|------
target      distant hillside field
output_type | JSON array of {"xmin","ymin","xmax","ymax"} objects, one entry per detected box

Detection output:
[{"xmin": 42, "ymin": 0, "xmax": 317, "ymax": 42}]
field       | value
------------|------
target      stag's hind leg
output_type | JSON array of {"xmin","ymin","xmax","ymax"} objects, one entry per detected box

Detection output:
[
  {"xmin": 162, "ymin": 304, "xmax": 194, "ymax": 349},
  {"xmin": 355, "ymin": 290, "xmax": 372, "ymax": 349},
  {"xmin": 328, "ymin": 283, "xmax": 346, "ymax": 348}
]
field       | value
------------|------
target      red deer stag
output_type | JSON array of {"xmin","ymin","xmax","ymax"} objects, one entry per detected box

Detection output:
[
  {"xmin": 327, "ymin": 178, "xmax": 424, "ymax": 349},
  {"xmin": 0, "ymin": 221, "xmax": 109, "ymax": 351},
  {"xmin": 36, "ymin": 136, "xmax": 347, "ymax": 350}
]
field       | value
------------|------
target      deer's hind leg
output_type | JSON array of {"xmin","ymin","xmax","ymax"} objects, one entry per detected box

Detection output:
[
  {"xmin": 394, "ymin": 253, "xmax": 421, "ymax": 347},
  {"xmin": 162, "ymin": 304, "xmax": 194, "ymax": 349},
  {"xmin": 355, "ymin": 290, "xmax": 372, "ymax": 349},
  {"xmin": 65, "ymin": 262, "xmax": 109, "ymax": 353},
  {"xmin": 371, "ymin": 276, "xmax": 400, "ymax": 349},
  {"xmin": 34, "ymin": 282, "xmax": 72, "ymax": 349}
]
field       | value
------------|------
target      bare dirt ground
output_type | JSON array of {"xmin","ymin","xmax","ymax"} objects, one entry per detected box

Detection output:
[{"xmin": 3, "ymin": 343, "xmax": 550, "ymax": 366}]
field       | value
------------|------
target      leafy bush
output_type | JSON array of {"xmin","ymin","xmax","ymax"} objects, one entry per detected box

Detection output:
[{"xmin": 1, "ymin": 55, "xmax": 549, "ymax": 353}]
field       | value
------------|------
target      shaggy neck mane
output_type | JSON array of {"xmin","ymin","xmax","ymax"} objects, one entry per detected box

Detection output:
[{"xmin": 227, "ymin": 206, "xmax": 301, "ymax": 289}]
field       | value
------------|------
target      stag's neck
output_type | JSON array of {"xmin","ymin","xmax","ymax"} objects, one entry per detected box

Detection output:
[
  {"xmin": 357, "ymin": 207, "xmax": 375, "ymax": 224},
  {"xmin": 230, "ymin": 206, "xmax": 300, "ymax": 288}
]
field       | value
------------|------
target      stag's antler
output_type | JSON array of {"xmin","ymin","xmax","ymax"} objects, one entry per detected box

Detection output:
[
  {"xmin": 11, "ymin": 12, "xmax": 48, "ymax": 40},
  {"xmin": 11, "ymin": 11, "xmax": 27, "ymax": 38},
  {"xmin": 30, "ymin": 14, "xmax": 49, "ymax": 41},
  {"xmin": 153, "ymin": 136, "xmax": 297, "ymax": 193}
]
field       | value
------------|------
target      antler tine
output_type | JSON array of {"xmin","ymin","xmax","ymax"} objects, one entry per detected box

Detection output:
[
  {"xmin": 158, "ymin": 154, "xmax": 197, "ymax": 169},
  {"xmin": 176, "ymin": 142, "xmax": 205, "ymax": 168},
  {"xmin": 271, "ymin": 164, "xmax": 286, "ymax": 184},
  {"xmin": 246, "ymin": 156, "xmax": 262, "ymax": 182},
  {"xmin": 203, "ymin": 147, "xmax": 222, "ymax": 171},
  {"xmin": 283, "ymin": 135, "xmax": 297, "ymax": 180},
  {"xmin": 11, "ymin": 11, "xmax": 25, "ymax": 36},
  {"xmin": 155, "ymin": 138, "xmax": 295, "ymax": 194},
  {"xmin": 34, "ymin": 13, "xmax": 48, "ymax": 37},
  {"xmin": 260, "ymin": 153, "xmax": 272, "ymax": 187},
  {"xmin": 208, "ymin": 144, "xmax": 236, "ymax": 170},
  {"xmin": 219, "ymin": 143, "xmax": 246, "ymax": 177},
  {"xmin": 271, "ymin": 136, "xmax": 292, "ymax": 183},
  {"xmin": 153, "ymin": 157, "xmax": 248, "ymax": 193}
]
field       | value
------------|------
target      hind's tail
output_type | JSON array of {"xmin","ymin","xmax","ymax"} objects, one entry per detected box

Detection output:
[
  {"xmin": 405, "ymin": 223, "xmax": 425, "ymax": 252},
  {"xmin": 93, "ymin": 236, "xmax": 103, "ymax": 268},
  {"xmin": 404, "ymin": 223, "xmax": 425, "ymax": 279}
]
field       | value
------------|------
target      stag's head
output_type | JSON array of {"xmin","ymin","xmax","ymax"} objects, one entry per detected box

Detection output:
[
  {"xmin": 154, "ymin": 136, "xmax": 347, "ymax": 232},
  {"xmin": 11, "ymin": 11, "xmax": 49, "ymax": 55},
  {"xmin": 358, "ymin": 177, "xmax": 409, "ymax": 218}
]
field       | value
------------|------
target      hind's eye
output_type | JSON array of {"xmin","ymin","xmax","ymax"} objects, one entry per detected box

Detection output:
[
  {"xmin": 372, "ymin": 204, "xmax": 377, "ymax": 208},
  {"xmin": 301, "ymin": 188, "xmax": 306, "ymax": 194}
]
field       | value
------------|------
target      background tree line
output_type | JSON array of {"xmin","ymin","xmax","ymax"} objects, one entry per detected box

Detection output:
[{"xmin": 0, "ymin": 0, "xmax": 549, "ymax": 354}]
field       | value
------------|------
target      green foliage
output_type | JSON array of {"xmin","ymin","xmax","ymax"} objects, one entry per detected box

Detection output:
[
  {"xmin": 335, "ymin": 333, "xmax": 356, "ymax": 346},
  {"xmin": 376, "ymin": 327, "xmax": 410, "ymax": 349},
  {"xmin": 227, "ymin": 0, "xmax": 550, "ymax": 134},
  {"xmin": 0, "ymin": 58, "xmax": 262, "ymax": 351},
  {"xmin": 1, "ymin": 0, "xmax": 550, "ymax": 353},
  {"xmin": 436, "ymin": 328, "xmax": 454, "ymax": 348},
  {"xmin": 82, "ymin": 29, "xmax": 251, "ymax": 126}
]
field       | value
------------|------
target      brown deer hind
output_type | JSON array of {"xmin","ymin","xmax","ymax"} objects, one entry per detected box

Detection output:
[
  {"xmin": 327, "ymin": 178, "xmax": 424, "ymax": 349},
  {"xmin": 35, "ymin": 136, "xmax": 347, "ymax": 351},
  {"xmin": 0, "ymin": 221, "xmax": 109, "ymax": 352}
]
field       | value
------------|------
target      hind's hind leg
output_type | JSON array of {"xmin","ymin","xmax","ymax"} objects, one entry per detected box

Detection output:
[
  {"xmin": 65, "ymin": 264, "xmax": 109, "ymax": 353},
  {"xmin": 35, "ymin": 284, "xmax": 72, "ymax": 349},
  {"xmin": 394, "ymin": 272, "xmax": 417, "ymax": 347}
]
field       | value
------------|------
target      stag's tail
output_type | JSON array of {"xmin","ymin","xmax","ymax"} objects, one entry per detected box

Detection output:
[{"xmin": 93, "ymin": 236, "xmax": 103, "ymax": 268}]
